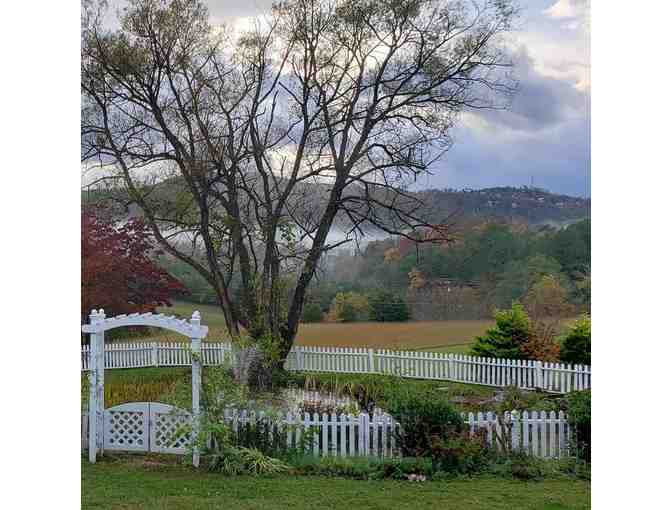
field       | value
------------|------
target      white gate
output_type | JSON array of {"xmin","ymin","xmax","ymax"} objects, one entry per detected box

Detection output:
[
  {"xmin": 150, "ymin": 403, "xmax": 193, "ymax": 454},
  {"xmin": 103, "ymin": 402, "xmax": 192, "ymax": 454}
]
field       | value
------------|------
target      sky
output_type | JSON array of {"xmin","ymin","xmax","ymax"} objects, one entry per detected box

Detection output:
[
  {"xmin": 207, "ymin": 0, "xmax": 590, "ymax": 198},
  {"xmin": 92, "ymin": 0, "xmax": 590, "ymax": 197}
]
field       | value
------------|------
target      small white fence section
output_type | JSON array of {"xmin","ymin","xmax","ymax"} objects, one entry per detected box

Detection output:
[
  {"xmin": 81, "ymin": 342, "xmax": 233, "ymax": 371},
  {"xmin": 81, "ymin": 342, "xmax": 590, "ymax": 393},
  {"xmin": 82, "ymin": 407, "xmax": 569, "ymax": 459}
]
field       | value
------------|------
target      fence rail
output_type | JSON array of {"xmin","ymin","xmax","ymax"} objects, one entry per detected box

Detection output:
[
  {"xmin": 81, "ymin": 408, "xmax": 569, "ymax": 459},
  {"xmin": 81, "ymin": 342, "xmax": 590, "ymax": 393}
]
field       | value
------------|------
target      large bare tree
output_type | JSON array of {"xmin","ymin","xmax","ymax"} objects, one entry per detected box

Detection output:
[{"xmin": 82, "ymin": 0, "xmax": 517, "ymax": 383}]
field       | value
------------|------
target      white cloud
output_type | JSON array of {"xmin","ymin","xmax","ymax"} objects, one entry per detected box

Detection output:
[{"xmin": 544, "ymin": 0, "xmax": 580, "ymax": 19}]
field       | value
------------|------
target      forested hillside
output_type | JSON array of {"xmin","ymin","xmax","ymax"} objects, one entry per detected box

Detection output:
[
  {"xmin": 83, "ymin": 184, "xmax": 589, "ymax": 228},
  {"xmin": 163, "ymin": 218, "xmax": 590, "ymax": 321}
]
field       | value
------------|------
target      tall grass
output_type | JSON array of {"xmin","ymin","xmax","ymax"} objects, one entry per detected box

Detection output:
[{"xmin": 81, "ymin": 367, "xmax": 190, "ymax": 408}]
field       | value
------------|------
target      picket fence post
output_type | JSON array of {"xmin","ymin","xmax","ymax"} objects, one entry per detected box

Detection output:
[
  {"xmin": 87, "ymin": 309, "xmax": 98, "ymax": 463},
  {"xmin": 367, "ymin": 349, "xmax": 375, "ymax": 374},
  {"xmin": 294, "ymin": 346, "xmax": 305, "ymax": 372},
  {"xmin": 535, "ymin": 360, "xmax": 543, "ymax": 390},
  {"xmin": 95, "ymin": 310, "xmax": 105, "ymax": 457},
  {"xmin": 190, "ymin": 311, "xmax": 202, "ymax": 468}
]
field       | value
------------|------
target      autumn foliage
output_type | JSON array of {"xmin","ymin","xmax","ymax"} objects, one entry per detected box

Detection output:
[{"xmin": 82, "ymin": 210, "xmax": 187, "ymax": 320}]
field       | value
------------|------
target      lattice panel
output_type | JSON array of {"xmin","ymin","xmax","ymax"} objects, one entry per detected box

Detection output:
[
  {"xmin": 104, "ymin": 407, "xmax": 149, "ymax": 451},
  {"xmin": 151, "ymin": 411, "xmax": 192, "ymax": 454}
]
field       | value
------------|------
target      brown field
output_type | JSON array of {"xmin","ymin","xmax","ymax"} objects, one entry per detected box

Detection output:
[
  {"xmin": 295, "ymin": 320, "xmax": 492, "ymax": 352},
  {"xmin": 154, "ymin": 301, "xmax": 577, "ymax": 354}
]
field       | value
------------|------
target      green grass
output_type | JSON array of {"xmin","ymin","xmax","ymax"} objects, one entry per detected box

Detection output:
[
  {"xmin": 82, "ymin": 367, "xmax": 191, "ymax": 408},
  {"xmin": 82, "ymin": 456, "xmax": 590, "ymax": 510}
]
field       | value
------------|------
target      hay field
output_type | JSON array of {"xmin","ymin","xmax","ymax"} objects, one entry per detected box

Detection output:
[
  {"xmin": 156, "ymin": 301, "xmax": 490, "ymax": 352},
  {"xmin": 154, "ymin": 301, "xmax": 578, "ymax": 353}
]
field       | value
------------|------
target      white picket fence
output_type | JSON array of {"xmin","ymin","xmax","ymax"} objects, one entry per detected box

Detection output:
[
  {"xmin": 81, "ymin": 407, "xmax": 569, "ymax": 459},
  {"xmin": 80, "ymin": 342, "xmax": 590, "ymax": 393},
  {"xmin": 81, "ymin": 342, "xmax": 233, "ymax": 371}
]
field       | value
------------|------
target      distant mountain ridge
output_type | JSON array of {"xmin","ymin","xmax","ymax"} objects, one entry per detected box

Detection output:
[
  {"xmin": 83, "ymin": 182, "xmax": 590, "ymax": 228},
  {"xmin": 414, "ymin": 186, "xmax": 590, "ymax": 226}
]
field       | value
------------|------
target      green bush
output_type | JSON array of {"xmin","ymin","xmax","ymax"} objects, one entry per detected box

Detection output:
[
  {"xmin": 429, "ymin": 430, "xmax": 493, "ymax": 475},
  {"xmin": 565, "ymin": 390, "xmax": 590, "ymax": 462},
  {"xmin": 339, "ymin": 302, "xmax": 359, "ymax": 322},
  {"xmin": 368, "ymin": 291, "xmax": 411, "ymax": 322},
  {"xmin": 301, "ymin": 303, "xmax": 323, "ymax": 323},
  {"xmin": 383, "ymin": 389, "xmax": 463, "ymax": 457},
  {"xmin": 327, "ymin": 292, "xmax": 370, "ymax": 321},
  {"xmin": 560, "ymin": 315, "xmax": 591, "ymax": 365},
  {"xmin": 470, "ymin": 303, "xmax": 532, "ymax": 359},
  {"xmin": 206, "ymin": 446, "xmax": 289, "ymax": 476},
  {"xmin": 506, "ymin": 452, "xmax": 546, "ymax": 480}
]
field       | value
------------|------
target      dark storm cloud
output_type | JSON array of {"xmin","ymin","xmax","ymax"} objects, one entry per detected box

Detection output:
[
  {"xmin": 477, "ymin": 47, "xmax": 586, "ymax": 132},
  {"xmin": 425, "ymin": 109, "xmax": 590, "ymax": 197}
]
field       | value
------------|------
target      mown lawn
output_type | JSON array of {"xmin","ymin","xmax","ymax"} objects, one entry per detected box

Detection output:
[{"xmin": 82, "ymin": 456, "xmax": 590, "ymax": 510}]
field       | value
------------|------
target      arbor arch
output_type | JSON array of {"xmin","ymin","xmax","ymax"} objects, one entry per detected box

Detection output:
[{"xmin": 82, "ymin": 308, "xmax": 207, "ymax": 467}]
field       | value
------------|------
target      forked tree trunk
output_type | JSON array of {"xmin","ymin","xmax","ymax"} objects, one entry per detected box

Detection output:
[{"xmin": 232, "ymin": 344, "xmax": 282, "ymax": 391}]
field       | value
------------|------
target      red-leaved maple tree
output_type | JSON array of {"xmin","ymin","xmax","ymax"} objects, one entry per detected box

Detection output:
[{"xmin": 82, "ymin": 210, "xmax": 187, "ymax": 320}]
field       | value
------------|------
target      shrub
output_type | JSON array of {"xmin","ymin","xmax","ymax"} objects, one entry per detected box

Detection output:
[
  {"xmin": 522, "ymin": 274, "xmax": 575, "ymax": 320},
  {"xmin": 369, "ymin": 291, "xmax": 411, "ymax": 322},
  {"xmin": 237, "ymin": 447, "xmax": 290, "ymax": 475},
  {"xmin": 521, "ymin": 319, "xmax": 561, "ymax": 361},
  {"xmin": 565, "ymin": 390, "xmax": 590, "ymax": 462},
  {"xmin": 326, "ymin": 292, "xmax": 370, "ymax": 322},
  {"xmin": 207, "ymin": 445, "xmax": 289, "ymax": 476},
  {"xmin": 429, "ymin": 430, "xmax": 492, "ymax": 475},
  {"xmin": 339, "ymin": 302, "xmax": 358, "ymax": 322},
  {"xmin": 506, "ymin": 451, "xmax": 545, "ymax": 480},
  {"xmin": 560, "ymin": 315, "xmax": 591, "ymax": 365},
  {"xmin": 301, "ymin": 303, "xmax": 323, "ymax": 323},
  {"xmin": 471, "ymin": 303, "xmax": 533, "ymax": 359},
  {"xmin": 383, "ymin": 389, "xmax": 463, "ymax": 457}
]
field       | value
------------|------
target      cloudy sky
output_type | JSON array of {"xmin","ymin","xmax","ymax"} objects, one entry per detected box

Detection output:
[
  {"xmin": 93, "ymin": 0, "xmax": 589, "ymax": 197},
  {"xmin": 205, "ymin": 0, "xmax": 590, "ymax": 197}
]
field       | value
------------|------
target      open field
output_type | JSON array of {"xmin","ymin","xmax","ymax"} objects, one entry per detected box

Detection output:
[
  {"xmin": 157, "ymin": 301, "xmax": 493, "ymax": 352},
  {"xmin": 156, "ymin": 301, "xmax": 577, "ymax": 354},
  {"xmin": 82, "ymin": 456, "xmax": 590, "ymax": 510}
]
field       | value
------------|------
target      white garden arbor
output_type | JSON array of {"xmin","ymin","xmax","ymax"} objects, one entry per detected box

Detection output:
[{"xmin": 81, "ymin": 308, "xmax": 208, "ymax": 466}]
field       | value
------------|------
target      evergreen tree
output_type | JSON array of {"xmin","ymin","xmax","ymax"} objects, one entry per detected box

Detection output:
[{"xmin": 471, "ymin": 304, "xmax": 532, "ymax": 359}]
